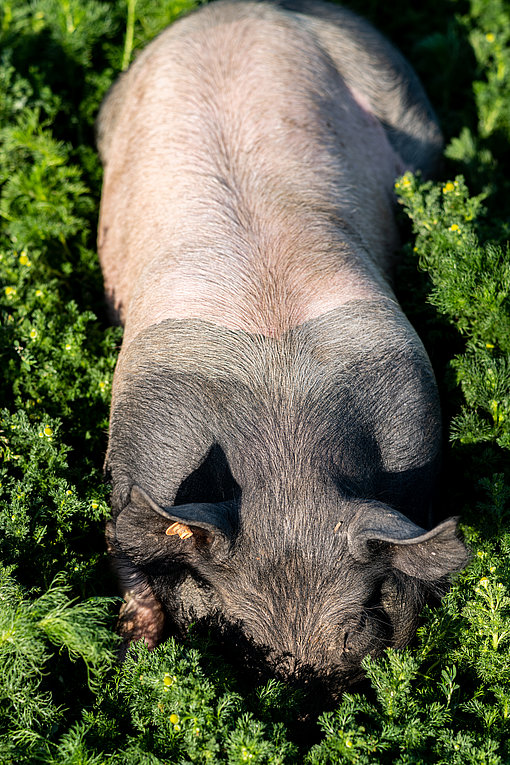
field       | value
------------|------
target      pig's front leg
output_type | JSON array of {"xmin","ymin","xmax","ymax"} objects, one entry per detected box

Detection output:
[{"xmin": 106, "ymin": 520, "xmax": 166, "ymax": 658}]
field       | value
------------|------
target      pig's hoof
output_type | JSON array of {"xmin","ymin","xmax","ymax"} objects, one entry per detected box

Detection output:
[{"xmin": 117, "ymin": 593, "xmax": 165, "ymax": 660}]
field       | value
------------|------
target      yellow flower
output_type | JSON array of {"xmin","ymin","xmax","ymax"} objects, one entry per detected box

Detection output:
[
  {"xmin": 35, "ymin": 289, "xmax": 43, "ymax": 297},
  {"xmin": 486, "ymin": 32, "xmax": 495, "ymax": 43},
  {"xmin": 30, "ymin": 328, "xmax": 37, "ymax": 339},
  {"xmin": 5, "ymin": 286, "xmax": 16, "ymax": 297},
  {"xmin": 486, "ymin": 343, "xmax": 495, "ymax": 349},
  {"xmin": 19, "ymin": 253, "xmax": 31, "ymax": 266},
  {"xmin": 449, "ymin": 223, "xmax": 460, "ymax": 232},
  {"xmin": 443, "ymin": 181, "xmax": 455, "ymax": 193},
  {"xmin": 91, "ymin": 502, "xmax": 99, "ymax": 510},
  {"xmin": 43, "ymin": 426, "xmax": 53, "ymax": 437},
  {"xmin": 479, "ymin": 577, "xmax": 489, "ymax": 588},
  {"xmin": 65, "ymin": 343, "xmax": 72, "ymax": 350},
  {"xmin": 169, "ymin": 713, "xmax": 179, "ymax": 725}
]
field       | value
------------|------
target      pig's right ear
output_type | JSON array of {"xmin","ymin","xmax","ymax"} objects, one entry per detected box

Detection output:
[{"xmin": 128, "ymin": 485, "xmax": 236, "ymax": 556}]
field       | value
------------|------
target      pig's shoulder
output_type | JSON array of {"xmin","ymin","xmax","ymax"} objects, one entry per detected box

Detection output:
[{"xmin": 114, "ymin": 300, "xmax": 427, "ymax": 389}]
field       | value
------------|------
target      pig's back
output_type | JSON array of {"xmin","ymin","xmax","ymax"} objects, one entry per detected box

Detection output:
[{"xmin": 97, "ymin": 1, "xmax": 433, "ymax": 344}]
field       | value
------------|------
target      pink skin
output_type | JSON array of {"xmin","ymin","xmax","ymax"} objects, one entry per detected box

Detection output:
[
  {"xmin": 117, "ymin": 588, "xmax": 165, "ymax": 655},
  {"xmin": 98, "ymin": 14, "xmax": 404, "ymax": 349}
]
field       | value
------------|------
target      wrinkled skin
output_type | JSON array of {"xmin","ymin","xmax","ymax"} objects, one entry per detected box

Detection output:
[{"xmin": 98, "ymin": 0, "xmax": 470, "ymax": 688}]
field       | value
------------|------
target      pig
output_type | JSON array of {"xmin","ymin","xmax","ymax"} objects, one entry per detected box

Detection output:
[{"xmin": 97, "ymin": 0, "xmax": 470, "ymax": 689}]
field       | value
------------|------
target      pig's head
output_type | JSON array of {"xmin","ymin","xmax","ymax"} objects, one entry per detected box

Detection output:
[
  {"xmin": 107, "ymin": 312, "xmax": 470, "ymax": 690},
  {"xmin": 114, "ymin": 482, "xmax": 469, "ymax": 690}
]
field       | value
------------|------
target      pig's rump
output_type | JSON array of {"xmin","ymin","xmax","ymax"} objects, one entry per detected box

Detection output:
[{"xmin": 97, "ymin": 0, "xmax": 439, "ymax": 345}]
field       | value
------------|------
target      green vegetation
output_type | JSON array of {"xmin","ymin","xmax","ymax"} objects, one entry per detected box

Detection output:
[{"xmin": 0, "ymin": 0, "xmax": 509, "ymax": 761}]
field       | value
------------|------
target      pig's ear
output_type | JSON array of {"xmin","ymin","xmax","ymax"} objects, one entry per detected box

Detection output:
[
  {"xmin": 129, "ymin": 485, "xmax": 236, "ymax": 554},
  {"xmin": 384, "ymin": 518, "xmax": 470, "ymax": 581},
  {"xmin": 346, "ymin": 505, "xmax": 470, "ymax": 581}
]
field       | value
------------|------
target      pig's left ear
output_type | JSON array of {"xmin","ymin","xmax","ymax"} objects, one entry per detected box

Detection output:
[
  {"xmin": 129, "ymin": 485, "xmax": 236, "ymax": 555},
  {"xmin": 346, "ymin": 504, "xmax": 470, "ymax": 581}
]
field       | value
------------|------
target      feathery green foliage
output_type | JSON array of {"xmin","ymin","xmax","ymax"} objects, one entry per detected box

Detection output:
[
  {"xmin": 396, "ymin": 173, "xmax": 510, "ymax": 448},
  {"xmin": 0, "ymin": 0, "xmax": 509, "ymax": 761},
  {"xmin": 0, "ymin": 567, "xmax": 116, "ymax": 759}
]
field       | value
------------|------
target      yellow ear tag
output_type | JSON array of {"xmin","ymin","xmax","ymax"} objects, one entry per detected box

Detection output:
[{"xmin": 166, "ymin": 522, "xmax": 193, "ymax": 540}]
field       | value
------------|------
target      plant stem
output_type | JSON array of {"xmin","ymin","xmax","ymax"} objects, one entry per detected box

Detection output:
[{"xmin": 122, "ymin": 0, "xmax": 137, "ymax": 71}]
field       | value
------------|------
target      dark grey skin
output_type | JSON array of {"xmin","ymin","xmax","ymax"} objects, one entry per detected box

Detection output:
[{"xmin": 99, "ymin": 0, "xmax": 470, "ymax": 689}]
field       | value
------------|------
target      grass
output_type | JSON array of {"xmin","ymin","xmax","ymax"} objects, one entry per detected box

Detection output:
[{"xmin": 0, "ymin": 0, "xmax": 509, "ymax": 761}]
